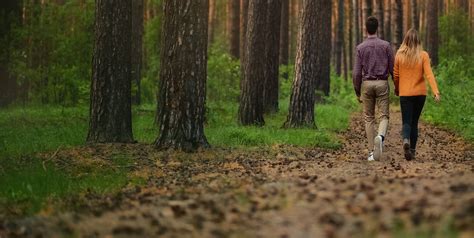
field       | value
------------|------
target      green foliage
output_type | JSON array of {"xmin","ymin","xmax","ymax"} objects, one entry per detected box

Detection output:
[
  {"xmin": 207, "ymin": 45, "xmax": 241, "ymax": 102},
  {"xmin": 8, "ymin": 0, "xmax": 94, "ymax": 105},
  {"xmin": 423, "ymin": 58, "xmax": 473, "ymax": 140},
  {"xmin": 421, "ymin": 12, "xmax": 474, "ymax": 141},
  {"xmin": 141, "ymin": 0, "xmax": 162, "ymax": 104},
  {"xmin": 439, "ymin": 10, "xmax": 474, "ymax": 63}
]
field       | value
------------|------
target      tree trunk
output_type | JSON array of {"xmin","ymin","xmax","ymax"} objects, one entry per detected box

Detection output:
[
  {"xmin": 384, "ymin": 0, "xmax": 391, "ymax": 41},
  {"xmin": 410, "ymin": 0, "xmax": 419, "ymax": 30},
  {"xmin": 348, "ymin": 0, "xmax": 353, "ymax": 71},
  {"xmin": 240, "ymin": 0, "xmax": 248, "ymax": 83},
  {"xmin": 263, "ymin": 0, "xmax": 282, "ymax": 113},
  {"xmin": 285, "ymin": 0, "xmax": 330, "ymax": 127},
  {"xmin": 391, "ymin": 0, "xmax": 403, "ymax": 51},
  {"xmin": 316, "ymin": 0, "xmax": 332, "ymax": 98},
  {"xmin": 208, "ymin": 0, "xmax": 216, "ymax": 46},
  {"xmin": 227, "ymin": 0, "xmax": 240, "ymax": 58},
  {"xmin": 362, "ymin": 0, "xmax": 372, "ymax": 38},
  {"xmin": 0, "ymin": 0, "xmax": 21, "ymax": 107},
  {"xmin": 374, "ymin": 0, "xmax": 384, "ymax": 38},
  {"xmin": 403, "ymin": 0, "xmax": 411, "ymax": 33},
  {"xmin": 336, "ymin": 0, "xmax": 344, "ymax": 76},
  {"xmin": 426, "ymin": 0, "xmax": 438, "ymax": 66},
  {"xmin": 238, "ymin": 0, "xmax": 267, "ymax": 126},
  {"xmin": 290, "ymin": 0, "xmax": 300, "ymax": 63},
  {"xmin": 155, "ymin": 0, "xmax": 209, "ymax": 151},
  {"xmin": 279, "ymin": 0, "xmax": 290, "ymax": 65},
  {"xmin": 353, "ymin": 0, "xmax": 360, "ymax": 45},
  {"xmin": 132, "ymin": 0, "xmax": 144, "ymax": 105},
  {"xmin": 87, "ymin": 0, "xmax": 134, "ymax": 143}
]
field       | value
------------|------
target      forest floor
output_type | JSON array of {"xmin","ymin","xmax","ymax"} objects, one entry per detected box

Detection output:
[{"xmin": 1, "ymin": 108, "xmax": 473, "ymax": 238}]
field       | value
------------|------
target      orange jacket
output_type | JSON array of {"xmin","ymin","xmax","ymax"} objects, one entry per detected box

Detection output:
[{"xmin": 394, "ymin": 51, "xmax": 440, "ymax": 96}]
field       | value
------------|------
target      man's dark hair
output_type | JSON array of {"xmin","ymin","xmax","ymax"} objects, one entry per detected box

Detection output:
[{"xmin": 366, "ymin": 16, "xmax": 378, "ymax": 35}]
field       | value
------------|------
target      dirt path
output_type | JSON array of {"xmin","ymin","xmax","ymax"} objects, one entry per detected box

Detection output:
[{"xmin": 3, "ymin": 109, "xmax": 474, "ymax": 237}]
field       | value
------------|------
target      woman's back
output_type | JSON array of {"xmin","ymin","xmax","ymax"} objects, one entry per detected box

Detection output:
[{"xmin": 394, "ymin": 50, "xmax": 439, "ymax": 96}]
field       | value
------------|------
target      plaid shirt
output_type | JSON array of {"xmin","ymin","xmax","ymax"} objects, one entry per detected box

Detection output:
[{"xmin": 352, "ymin": 35, "xmax": 394, "ymax": 97}]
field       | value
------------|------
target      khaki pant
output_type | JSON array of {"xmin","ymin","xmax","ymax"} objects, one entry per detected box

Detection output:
[{"xmin": 361, "ymin": 80, "xmax": 389, "ymax": 150}]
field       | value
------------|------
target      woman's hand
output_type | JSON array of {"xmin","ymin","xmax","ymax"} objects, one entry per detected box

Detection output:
[{"xmin": 434, "ymin": 93, "xmax": 441, "ymax": 103}]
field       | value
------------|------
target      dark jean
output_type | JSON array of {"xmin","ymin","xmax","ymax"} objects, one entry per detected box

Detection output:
[{"xmin": 400, "ymin": 96, "xmax": 426, "ymax": 150}]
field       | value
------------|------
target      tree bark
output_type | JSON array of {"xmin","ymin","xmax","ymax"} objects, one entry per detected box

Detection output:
[
  {"xmin": 285, "ymin": 0, "xmax": 330, "ymax": 127},
  {"xmin": 335, "ymin": 0, "xmax": 344, "ymax": 76},
  {"xmin": 227, "ymin": 0, "xmax": 240, "ymax": 58},
  {"xmin": 391, "ymin": 0, "xmax": 403, "ymax": 52},
  {"xmin": 384, "ymin": 0, "xmax": 391, "ymax": 41},
  {"xmin": 155, "ymin": 0, "xmax": 209, "ymax": 151},
  {"xmin": 374, "ymin": 0, "xmax": 384, "ymax": 38},
  {"xmin": 290, "ymin": 0, "xmax": 300, "ymax": 63},
  {"xmin": 362, "ymin": 0, "xmax": 372, "ymax": 38},
  {"xmin": 426, "ymin": 0, "xmax": 439, "ymax": 66},
  {"xmin": 410, "ymin": 0, "xmax": 419, "ymax": 30},
  {"xmin": 87, "ymin": 0, "xmax": 134, "ymax": 143},
  {"xmin": 279, "ymin": 0, "xmax": 290, "ymax": 65},
  {"xmin": 240, "ymin": 0, "xmax": 248, "ymax": 84},
  {"xmin": 353, "ymin": 0, "xmax": 360, "ymax": 46},
  {"xmin": 132, "ymin": 0, "xmax": 144, "ymax": 105},
  {"xmin": 263, "ymin": 0, "xmax": 282, "ymax": 113},
  {"xmin": 208, "ymin": 0, "xmax": 216, "ymax": 46},
  {"xmin": 238, "ymin": 0, "xmax": 267, "ymax": 126},
  {"xmin": 0, "ymin": 0, "xmax": 21, "ymax": 107}
]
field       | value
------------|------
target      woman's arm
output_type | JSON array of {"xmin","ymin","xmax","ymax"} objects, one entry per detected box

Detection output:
[{"xmin": 423, "ymin": 52, "xmax": 440, "ymax": 96}]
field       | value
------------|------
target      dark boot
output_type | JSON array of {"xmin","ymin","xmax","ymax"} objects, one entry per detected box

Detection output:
[
  {"xmin": 410, "ymin": 149, "xmax": 416, "ymax": 160},
  {"xmin": 403, "ymin": 139, "xmax": 413, "ymax": 161}
]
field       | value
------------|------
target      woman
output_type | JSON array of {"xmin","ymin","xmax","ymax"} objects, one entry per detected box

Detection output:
[{"xmin": 394, "ymin": 29, "xmax": 441, "ymax": 161}]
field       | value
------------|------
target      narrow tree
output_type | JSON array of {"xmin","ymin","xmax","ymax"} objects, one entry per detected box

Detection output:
[
  {"xmin": 352, "ymin": 0, "xmax": 360, "ymax": 45},
  {"xmin": 374, "ymin": 0, "xmax": 384, "ymax": 38},
  {"xmin": 391, "ymin": 0, "xmax": 403, "ymax": 51},
  {"xmin": 410, "ymin": 0, "xmax": 419, "ymax": 30},
  {"xmin": 336, "ymin": 0, "xmax": 344, "ymax": 76},
  {"xmin": 384, "ymin": 0, "xmax": 391, "ymax": 41},
  {"xmin": 263, "ymin": 0, "xmax": 282, "ymax": 113},
  {"xmin": 316, "ymin": 0, "xmax": 332, "ymax": 97},
  {"xmin": 155, "ymin": 0, "xmax": 209, "ymax": 151},
  {"xmin": 208, "ymin": 0, "xmax": 217, "ymax": 46},
  {"xmin": 87, "ymin": 0, "xmax": 134, "ymax": 143},
  {"xmin": 238, "ymin": 0, "xmax": 267, "ymax": 125},
  {"xmin": 279, "ymin": 0, "xmax": 290, "ymax": 65},
  {"xmin": 132, "ymin": 0, "xmax": 144, "ymax": 105},
  {"xmin": 227, "ymin": 0, "xmax": 240, "ymax": 58},
  {"xmin": 285, "ymin": 0, "xmax": 330, "ymax": 127},
  {"xmin": 240, "ymin": 0, "xmax": 249, "ymax": 81},
  {"xmin": 362, "ymin": 0, "xmax": 372, "ymax": 38},
  {"xmin": 426, "ymin": 0, "xmax": 439, "ymax": 66}
]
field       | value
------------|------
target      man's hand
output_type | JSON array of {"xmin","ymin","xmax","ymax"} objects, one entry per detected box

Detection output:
[
  {"xmin": 357, "ymin": 96, "xmax": 362, "ymax": 103},
  {"xmin": 395, "ymin": 89, "xmax": 399, "ymax": 96}
]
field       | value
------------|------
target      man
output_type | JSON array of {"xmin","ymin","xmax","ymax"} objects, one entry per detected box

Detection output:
[{"xmin": 353, "ymin": 16, "xmax": 394, "ymax": 161}]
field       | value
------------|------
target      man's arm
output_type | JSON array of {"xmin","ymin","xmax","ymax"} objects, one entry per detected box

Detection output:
[
  {"xmin": 387, "ymin": 44, "xmax": 394, "ymax": 78},
  {"xmin": 352, "ymin": 49, "xmax": 362, "ymax": 97}
]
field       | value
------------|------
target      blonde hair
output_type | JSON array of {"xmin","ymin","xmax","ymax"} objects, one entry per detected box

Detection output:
[{"xmin": 397, "ymin": 29, "xmax": 422, "ymax": 67}]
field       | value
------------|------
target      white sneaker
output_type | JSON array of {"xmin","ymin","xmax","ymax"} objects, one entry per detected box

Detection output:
[
  {"xmin": 368, "ymin": 152, "xmax": 375, "ymax": 161},
  {"xmin": 374, "ymin": 135, "xmax": 383, "ymax": 160}
]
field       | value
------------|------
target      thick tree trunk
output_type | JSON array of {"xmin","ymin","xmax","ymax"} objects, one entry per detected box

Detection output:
[
  {"xmin": 279, "ymin": 0, "xmax": 290, "ymax": 65},
  {"xmin": 227, "ymin": 0, "xmax": 240, "ymax": 58},
  {"xmin": 87, "ymin": 0, "xmax": 134, "ymax": 143},
  {"xmin": 155, "ymin": 0, "xmax": 209, "ymax": 151},
  {"xmin": 362, "ymin": 0, "xmax": 372, "ymax": 38},
  {"xmin": 374, "ymin": 0, "xmax": 384, "ymax": 37},
  {"xmin": 426, "ymin": 0, "xmax": 439, "ymax": 66},
  {"xmin": 238, "ymin": 0, "xmax": 267, "ymax": 126},
  {"xmin": 132, "ymin": 0, "xmax": 144, "ymax": 105},
  {"xmin": 263, "ymin": 0, "xmax": 282, "ymax": 113},
  {"xmin": 336, "ymin": 0, "xmax": 344, "ymax": 76},
  {"xmin": 285, "ymin": 0, "xmax": 330, "ymax": 127},
  {"xmin": 384, "ymin": 0, "xmax": 391, "ymax": 41},
  {"xmin": 391, "ymin": 0, "xmax": 403, "ymax": 51},
  {"xmin": 410, "ymin": 0, "xmax": 419, "ymax": 30}
]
